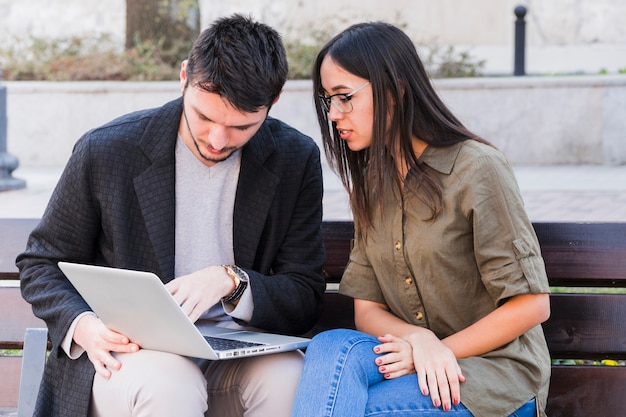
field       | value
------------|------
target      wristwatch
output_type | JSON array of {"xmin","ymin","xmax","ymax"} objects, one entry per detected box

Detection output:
[{"xmin": 221, "ymin": 265, "xmax": 249, "ymax": 303}]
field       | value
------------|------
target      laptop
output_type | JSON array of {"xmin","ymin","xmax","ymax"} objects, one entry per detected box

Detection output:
[{"xmin": 58, "ymin": 262, "xmax": 310, "ymax": 360}]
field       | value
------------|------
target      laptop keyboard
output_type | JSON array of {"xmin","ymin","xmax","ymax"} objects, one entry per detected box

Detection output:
[{"xmin": 204, "ymin": 335, "xmax": 265, "ymax": 351}]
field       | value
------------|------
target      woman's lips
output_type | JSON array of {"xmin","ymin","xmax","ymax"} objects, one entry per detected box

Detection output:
[{"xmin": 337, "ymin": 127, "xmax": 351, "ymax": 140}]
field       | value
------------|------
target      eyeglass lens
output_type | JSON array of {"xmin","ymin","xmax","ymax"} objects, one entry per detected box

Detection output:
[
  {"xmin": 319, "ymin": 95, "xmax": 350, "ymax": 113},
  {"xmin": 319, "ymin": 82, "xmax": 370, "ymax": 114}
]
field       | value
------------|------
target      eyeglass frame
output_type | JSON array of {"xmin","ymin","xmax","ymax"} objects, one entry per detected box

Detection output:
[{"xmin": 318, "ymin": 81, "xmax": 370, "ymax": 114}]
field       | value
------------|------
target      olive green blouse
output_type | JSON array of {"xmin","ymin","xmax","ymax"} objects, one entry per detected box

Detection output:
[{"xmin": 339, "ymin": 140, "xmax": 551, "ymax": 417}]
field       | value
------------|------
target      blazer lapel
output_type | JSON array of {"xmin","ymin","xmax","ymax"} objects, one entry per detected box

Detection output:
[
  {"xmin": 134, "ymin": 159, "xmax": 176, "ymax": 281},
  {"xmin": 133, "ymin": 99, "xmax": 181, "ymax": 281},
  {"xmin": 234, "ymin": 122, "xmax": 279, "ymax": 268}
]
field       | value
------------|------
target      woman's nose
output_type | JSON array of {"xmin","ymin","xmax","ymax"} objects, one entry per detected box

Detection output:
[{"xmin": 327, "ymin": 105, "xmax": 344, "ymax": 122}]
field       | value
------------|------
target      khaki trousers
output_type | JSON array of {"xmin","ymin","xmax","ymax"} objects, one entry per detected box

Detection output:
[{"xmin": 90, "ymin": 349, "xmax": 304, "ymax": 417}]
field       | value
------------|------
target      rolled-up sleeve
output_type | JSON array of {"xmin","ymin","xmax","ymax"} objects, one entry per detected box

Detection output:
[{"xmin": 468, "ymin": 151, "xmax": 550, "ymax": 305}]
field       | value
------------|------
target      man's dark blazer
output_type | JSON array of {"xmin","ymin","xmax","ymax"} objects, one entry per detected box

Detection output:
[{"xmin": 16, "ymin": 97, "xmax": 326, "ymax": 417}]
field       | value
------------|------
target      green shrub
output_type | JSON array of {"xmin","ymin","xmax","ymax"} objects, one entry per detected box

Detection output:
[
  {"xmin": 423, "ymin": 45, "xmax": 485, "ymax": 78},
  {"xmin": 0, "ymin": 33, "xmax": 485, "ymax": 81},
  {"xmin": 0, "ymin": 34, "xmax": 179, "ymax": 81}
]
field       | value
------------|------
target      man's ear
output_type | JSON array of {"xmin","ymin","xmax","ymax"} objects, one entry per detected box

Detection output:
[
  {"xmin": 179, "ymin": 60, "xmax": 188, "ymax": 93},
  {"xmin": 265, "ymin": 90, "xmax": 282, "ymax": 113},
  {"xmin": 272, "ymin": 89, "xmax": 283, "ymax": 105}
]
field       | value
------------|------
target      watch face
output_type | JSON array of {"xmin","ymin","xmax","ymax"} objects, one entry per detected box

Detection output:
[{"xmin": 231, "ymin": 265, "xmax": 249, "ymax": 282}]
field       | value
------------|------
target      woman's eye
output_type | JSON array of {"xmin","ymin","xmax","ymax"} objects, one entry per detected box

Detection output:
[{"xmin": 338, "ymin": 95, "xmax": 351, "ymax": 103}]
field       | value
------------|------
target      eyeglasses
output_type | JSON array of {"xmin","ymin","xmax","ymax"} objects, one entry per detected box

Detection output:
[{"xmin": 318, "ymin": 82, "xmax": 370, "ymax": 114}]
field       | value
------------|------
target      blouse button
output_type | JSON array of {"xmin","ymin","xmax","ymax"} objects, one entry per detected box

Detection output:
[
  {"xmin": 405, "ymin": 277, "xmax": 413, "ymax": 285},
  {"xmin": 394, "ymin": 241, "xmax": 402, "ymax": 250},
  {"xmin": 415, "ymin": 311, "xmax": 424, "ymax": 320}
]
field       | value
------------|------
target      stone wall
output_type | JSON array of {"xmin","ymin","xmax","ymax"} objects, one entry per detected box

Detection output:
[{"xmin": 5, "ymin": 76, "xmax": 626, "ymax": 168}]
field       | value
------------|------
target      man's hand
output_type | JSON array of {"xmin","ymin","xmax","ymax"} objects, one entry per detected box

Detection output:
[
  {"xmin": 165, "ymin": 265, "xmax": 235, "ymax": 322},
  {"xmin": 73, "ymin": 314, "xmax": 139, "ymax": 379}
]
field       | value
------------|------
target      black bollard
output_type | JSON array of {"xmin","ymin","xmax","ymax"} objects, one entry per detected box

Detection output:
[
  {"xmin": 514, "ymin": 5, "xmax": 527, "ymax": 76},
  {"xmin": 0, "ymin": 83, "xmax": 26, "ymax": 191}
]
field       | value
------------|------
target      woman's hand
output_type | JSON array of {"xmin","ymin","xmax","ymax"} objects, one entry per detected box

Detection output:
[
  {"xmin": 374, "ymin": 333, "xmax": 415, "ymax": 379},
  {"xmin": 407, "ymin": 329, "xmax": 466, "ymax": 411},
  {"xmin": 354, "ymin": 298, "xmax": 466, "ymax": 410}
]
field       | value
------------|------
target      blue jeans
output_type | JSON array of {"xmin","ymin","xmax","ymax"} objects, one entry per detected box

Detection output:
[{"xmin": 291, "ymin": 329, "xmax": 536, "ymax": 417}]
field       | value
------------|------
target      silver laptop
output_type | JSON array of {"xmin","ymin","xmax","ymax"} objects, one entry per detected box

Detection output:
[{"xmin": 58, "ymin": 262, "xmax": 310, "ymax": 360}]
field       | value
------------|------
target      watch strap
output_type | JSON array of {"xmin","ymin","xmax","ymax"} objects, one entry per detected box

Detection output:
[{"xmin": 221, "ymin": 265, "xmax": 249, "ymax": 303}]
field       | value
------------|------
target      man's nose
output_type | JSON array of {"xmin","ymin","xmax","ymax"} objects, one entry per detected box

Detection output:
[{"xmin": 208, "ymin": 126, "xmax": 229, "ymax": 150}]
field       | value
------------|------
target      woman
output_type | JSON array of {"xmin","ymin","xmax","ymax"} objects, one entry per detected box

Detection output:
[{"xmin": 291, "ymin": 21, "xmax": 551, "ymax": 417}]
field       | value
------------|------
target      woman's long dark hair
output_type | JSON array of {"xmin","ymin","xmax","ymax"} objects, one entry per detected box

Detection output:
[{"xmin": 312, "ymin": 21, "xmax": 487, "ymax": 232}]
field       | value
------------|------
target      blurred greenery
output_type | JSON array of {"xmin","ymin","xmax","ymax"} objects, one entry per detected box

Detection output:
[
  {"xmin": 423, "ymin": 45, "xmax": 485, "ymax": 78},
  {"xmin": 0, "ymin": 34, "xmax": 180, "ymax": 81},
  {"xmin": 0, "ymin": 31, "xmax": 486, "ymax": 81},
  {"xmin": 552, "ymin": 358, "xmax": 624, "ymax": 366},
  {"xmin": 550, "ymin": 287, "xmax": 626, "ymax": 294}
]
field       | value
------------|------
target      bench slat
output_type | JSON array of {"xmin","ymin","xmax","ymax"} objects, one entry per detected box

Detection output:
[
  {"xmin": 0, "ymin": 218, "xmax": 39, "ymax": 276},
  {"xmin": 322, "ymin": 221, "xmax": 626, "ymax": 287},
  {"xmin": 314, "ymin": 291, "xmax": 626, "ymax": 360},
  {"xmin": 0, "ymin": 287, "xmax": 46, "ymax": 347},
  {"xmin": 321, "ymin": 221, "xmax": 353, "ymax": 282},
  {"xmin": 546, "ymin": 365, "xmax": 626, "ymax": 417},
  {"xmin": 534, "ymin": 222, "xmax": 626, "ymax": 286},
  {"xmin": 544, "ymin": 293, "xmax": 626, "ymax": 359},
  {"xmin": 0, "ymin": 356, "xmax": 23, "ymax": 408},
  {"xmin": 304, "ymin": 291, "xmax": 354, "ymax": 337}
]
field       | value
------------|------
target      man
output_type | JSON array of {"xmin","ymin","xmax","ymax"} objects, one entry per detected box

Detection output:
[{"xmin": 17, "ymin": 14, "xmax": 325, "ymax": 417}]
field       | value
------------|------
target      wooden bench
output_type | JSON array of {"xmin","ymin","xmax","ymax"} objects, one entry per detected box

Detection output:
[{"xmin": 2, "ymin": 219, "xmax": 626, "ymax": 416}]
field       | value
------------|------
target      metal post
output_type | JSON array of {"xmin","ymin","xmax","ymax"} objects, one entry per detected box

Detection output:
[
  {"xmin": 0, "ymin": 81, "xmax": 26, "ymax": 191},
  {"xmin": 514, "ymin": 5, "xmax": 527, "ymax": 76}
]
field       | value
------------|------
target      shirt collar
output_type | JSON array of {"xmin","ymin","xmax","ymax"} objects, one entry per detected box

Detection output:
[{"xmin": 418, "ymin": 141, "xmax": 464, "ymax": 175}]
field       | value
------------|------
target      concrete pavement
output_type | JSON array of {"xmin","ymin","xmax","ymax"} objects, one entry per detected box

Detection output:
[{"xmin": 2, "ymin": 165, "xmax": 626, "ymax": 222}]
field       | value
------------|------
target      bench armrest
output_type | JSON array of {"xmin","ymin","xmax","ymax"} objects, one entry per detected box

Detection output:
[{"xmin": 17, "ymin": 328, "xmax": 48, "ymax": 417}]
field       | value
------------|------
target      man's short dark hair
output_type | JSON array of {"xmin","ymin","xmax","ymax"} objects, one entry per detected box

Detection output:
[{"xmin": 185, "ymin": 14, "xmax": 288, "ymax": 112}]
